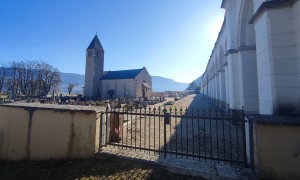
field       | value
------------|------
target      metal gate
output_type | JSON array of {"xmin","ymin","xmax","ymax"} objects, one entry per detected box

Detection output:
[{"xmin": 101, "ymin": 106, "xmax": 247, "ymax": 166}]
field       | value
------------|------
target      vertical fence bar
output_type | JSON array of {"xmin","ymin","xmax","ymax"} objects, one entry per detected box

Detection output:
[
  {"xmin": 134, "ymin": 108, "xmax": 137, "ymax": 151},
  {"xmin": 169, "ymin": 107, "xmax": 172, "ymax": 155},
  {"xmin": 164, "ymin": 108, "xmax": 167, "ymax": 158},
  {"xmin": 144, "ymin": 107, "xmax": 147, "ymax": 150},
  {"xmin": 186, "ymin": 108, "xmax": 189, "ymax": 159},
  {"xmin": 216, "ymin": 110, "xmax": 219, "ymax": 163},
  {"xmin": 140, "ymin": 108, "xmax": 142, "ymax": 151},
  {"xmin": 121, "ymin": 107, "xmax": 124, "ymax": 149},
  {"xmin": 175, "ymin": 108, "xmax": 178, "ymax": 158},
  {"xmin": 117, "ymin": 110, "xmax": 120, "ymax": 148},
  {"xmin": 180, "ymin": 108, "xmax": 183, "ymax": 158},
  {"xmin": 222, "ymin": 110, "xmax": 226, "ymax": 160},
  {"xmin": 242, "ymin": 107, "xmax": 247, "ymax": 167},
  {"xmin": 192, "ymin": 109, "xmax": 195, "ymax": 160},
  {"xmin": 197, "ymin": 109, "xmax": 201, "ymax": 161},
  {"xmin": 159, "ymin": 106, "xmax": 161, "ymax": 154},
  {"xmin": 209, "ymin": 109, "xmax": 213, "ymax": 160},
  {"xmin": 235, "ymin": 109, "xmax": 240, "ymax": 162},
  {"xmin": 154, "ymin": 107, "xmax": 156, "ymax": 153},
  {"xmin": 126, "ymin": 107, "xmax": 129, "ymax": 149},
  {"xmin": 229, "ymin": 109, "xmax": 233, "ymax": 162},
  {"xmin": 130, "ymin": 108, "xmax": 133, "ymax": 148},
  {"xmin": 148, "ymin": 107, "xmax": 151, "ymax": 153},
  {"xmin": 203, "ymin": 110, "xmax": 207, "ymax": 162}
]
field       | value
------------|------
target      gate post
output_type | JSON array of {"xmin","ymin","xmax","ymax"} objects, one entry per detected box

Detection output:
[
  {"xmin": 110, "ymin": 111, "xmax": 123, "ymax": 142},
  {"xmin": 98, "ymin": 112, "xmax": 108, "ymax": 151}
]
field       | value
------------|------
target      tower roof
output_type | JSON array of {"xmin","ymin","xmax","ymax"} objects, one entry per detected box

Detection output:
[{"xmin": 87, "ymin": 35, "xmax": 104, "ymax": 51}]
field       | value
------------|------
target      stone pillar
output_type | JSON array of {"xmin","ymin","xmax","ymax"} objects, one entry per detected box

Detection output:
[
  {"xmin": 227, "ymin": 53, "xmax": 242, "ymax": 109},
  {"xmin": 215, "ymin": 74, "xmax": 220, "ymax": 100},
  {"xmin": 212, "ymin": 77, "xmax": 215, "ymax": 99},
  {"xmin": 219, "ymin": 71, "xmax": 226, "ymax": 102},
  {"xmin": 208, "ymin": 79, "xmax": 211, "ymax": 98},
  {"xmin": 225, "ymin": 65, "xmax": 230, "ymax": 105},
  {"xmin": 253, "ymin": 2, "xmax": 300, "ymax": 115}
]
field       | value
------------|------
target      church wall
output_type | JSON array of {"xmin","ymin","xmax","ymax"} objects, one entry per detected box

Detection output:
[
  {"xmin": 101, "ymin": 79, "xmax": 135, "ymax": 99},
  {"xmin": 135, "ymin": 68, "xmax": 152, "ymax": 99}
]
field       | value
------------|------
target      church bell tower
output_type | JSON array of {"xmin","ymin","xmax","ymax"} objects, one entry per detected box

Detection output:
[{"xmin": 84, "ymin": 35, "xmax": 104, "ymax": 98}]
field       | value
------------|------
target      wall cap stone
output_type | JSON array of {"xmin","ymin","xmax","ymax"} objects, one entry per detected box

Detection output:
[
  {"xmin": 0, "ymin": 103, "xmax": 105, "ymax": 114},
  {"xmin": 246, "ymin": 114, "xmax": 300, "ymax": 126}
]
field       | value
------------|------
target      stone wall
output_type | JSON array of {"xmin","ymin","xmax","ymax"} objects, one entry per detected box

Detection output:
[
  {"xmin": 0, "ymin": 104, "xmax": 103, "ymax": 161},
  {"xmin": 251, "ymin": 118, "xmax": 300, "ymax": 179}
]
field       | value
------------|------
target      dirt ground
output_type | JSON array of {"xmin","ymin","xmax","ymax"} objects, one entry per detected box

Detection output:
[{"xmin": 0, "ymin": 155, "xmax": 203, "ymax": 180}]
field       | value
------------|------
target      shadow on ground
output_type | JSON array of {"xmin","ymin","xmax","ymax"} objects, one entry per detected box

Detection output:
[{"xmin": 0, "ymin": 155, "xmax": 203, "ymax": 180}]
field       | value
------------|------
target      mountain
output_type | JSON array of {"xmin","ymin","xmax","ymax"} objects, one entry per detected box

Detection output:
[
  {"xmin": 192, "ymin": 75, "xmax": 203, "ymax": 84},
  {"xmin": 60, "ymin": 73, "xmax": 85, "ymax": 94},
  {"xmin": 151, "ymin": 76, "xmax": 188, "ymax": 92},
  {"xmin": 185, "ymin": 75, "xmax": 203, "ymax": 91},
  {"xmin": 60, "ymin": 73, "xmax": 189, "ymax": 93}
]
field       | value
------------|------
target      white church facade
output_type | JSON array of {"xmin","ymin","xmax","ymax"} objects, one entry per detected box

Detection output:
[
  {"xmin": 84, "ymin": 35, "xmax": 152, "ymax": 99},
  {"xmin": 199, "ymin": 0, "xmax": 300, "ymax": 116}
]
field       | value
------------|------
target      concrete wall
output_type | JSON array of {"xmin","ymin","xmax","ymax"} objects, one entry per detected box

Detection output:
[
  {"xmin": 253, "ymin": 123, "xmax": 300, "ymax": 179},
  {"xmin": 0, "ymin": 105, "xmax": 101, "ymax": 161}
]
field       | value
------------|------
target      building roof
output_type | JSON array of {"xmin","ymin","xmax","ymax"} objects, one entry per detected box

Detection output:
[
  {"xmin": 87, "ymin": 35, "xmax": 104, "ymax": 51},
  {"xmin": 100, "ymin": 68, "xmax": 144, "ymax": 80}
]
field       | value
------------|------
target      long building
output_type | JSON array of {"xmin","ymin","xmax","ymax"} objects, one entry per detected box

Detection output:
[{"xmin": 199, "ymin": 0, "xmax": 300, "ymax": 115}]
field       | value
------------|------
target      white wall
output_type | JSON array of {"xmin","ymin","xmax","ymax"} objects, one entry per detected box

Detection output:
[{"xmin": 254, "ymin": 1, "xmax": 300, "ymax": 114}]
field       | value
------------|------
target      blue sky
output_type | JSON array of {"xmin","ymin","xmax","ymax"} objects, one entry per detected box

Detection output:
[{"xmin": 0, "ymin": 0, "xmax": 224, "ymax": 83}]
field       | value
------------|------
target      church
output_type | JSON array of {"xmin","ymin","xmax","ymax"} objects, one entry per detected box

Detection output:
[{"xmin": 83, "ymin": 35, "xmax": 152, "ymax": 99}]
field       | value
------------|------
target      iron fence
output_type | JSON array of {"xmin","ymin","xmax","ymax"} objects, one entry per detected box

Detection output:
[{"xmin": 102, "ymin": 106, "xmax": 247, "ymax": 166}]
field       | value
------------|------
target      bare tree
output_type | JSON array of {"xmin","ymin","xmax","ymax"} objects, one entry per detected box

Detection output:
[
  {"xmin": 67, "ymin": 83, "xmax": 78, "ymax": 94},
  {"xmin": 1, "ymin": 60, "xmax": 61, "ymax": 97},
  {"xmin": 8, "ymin": 61, "xmax": 19, "ymax": 98},
  {"xmin": 36, "ymin": 61, "xmax": 61, "ymax": 96},
  {"xmin": 0, "ymin": 62, "xmax": 8, "ymax": 94}
]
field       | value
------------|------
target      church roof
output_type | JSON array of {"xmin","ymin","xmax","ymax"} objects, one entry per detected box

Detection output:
[
  {"xmin": 100, "ymin": 68, "xmax": 144, "ymax": 80},
  {"xmin": 87, "ymin": 35, "xmax": 104, "ymax": 50}
]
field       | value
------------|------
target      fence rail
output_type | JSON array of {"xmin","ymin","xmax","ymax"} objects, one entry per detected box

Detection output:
[{"xmin": 102, "ymin": 106, "xmax": 247, "ymax": 166}]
